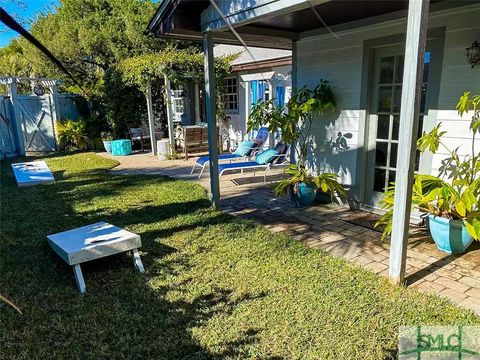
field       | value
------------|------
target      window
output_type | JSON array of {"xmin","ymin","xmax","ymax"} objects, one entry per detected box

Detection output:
[
  {"xmin": 224, "ymin": 77, "xmax": 238, "ymax": 111},
  {"xmin": 171, "ymin": 90, "xmax": 185, "ymax": 122}
]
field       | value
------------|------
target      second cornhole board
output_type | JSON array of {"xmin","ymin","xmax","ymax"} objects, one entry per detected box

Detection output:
[
  {"xmin": 11, "ymin": 161, "xmax": 55, "ymax": 187},
  {"xmin": 47, "ymin": 222, "xmax": 144, "ymax": 293}
]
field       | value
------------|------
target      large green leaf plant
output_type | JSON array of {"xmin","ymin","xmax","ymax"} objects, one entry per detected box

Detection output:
[
  {"xmin": 376, "ymin": 92, "xmax": 480, "ymax": 240},
  {"xmin": 247, "ymin": 80, "xmax": 346, "ymax": 202}
]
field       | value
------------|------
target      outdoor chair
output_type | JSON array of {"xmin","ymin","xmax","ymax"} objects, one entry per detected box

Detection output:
[
  {"xmin": 127, "ymin": 126, "xmax": 151, "ymax": 152},
  {"xmin": 176, "ymin": 125, "xmax": 222, "ymax": 160},
  {"xmin": 218, "ymin": 142, "xmax": 290, "ymax": 184},
  {"xmin": 191, "ymin": 127, "xmax": 269, "ymax": 179}
]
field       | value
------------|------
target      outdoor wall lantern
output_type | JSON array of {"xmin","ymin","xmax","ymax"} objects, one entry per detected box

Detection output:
[{"xmin": 466, "ymin": 41, "xmax": 480, "ymax": 68}]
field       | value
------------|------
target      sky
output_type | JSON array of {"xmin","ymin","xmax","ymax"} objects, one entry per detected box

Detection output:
[{"xmin": 1, "ymin": 0, "xmax": 59, "ymax": 47}]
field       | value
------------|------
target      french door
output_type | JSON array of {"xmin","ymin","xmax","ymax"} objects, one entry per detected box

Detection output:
[{"xmin": 365, "ymin": 44, "xmax": 434, "ymax": 207}]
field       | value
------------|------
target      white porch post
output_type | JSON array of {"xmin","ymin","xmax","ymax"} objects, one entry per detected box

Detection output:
[
  {"xmin": 389, "ymin": 0, "xmax": 430, "ymax": 285},
  {"xmin": 146, "ymin": 80, "xmax": 157, "ymax": 155},
  {"xmin": 194, "ymin": 82, "xmax": 201, "ymax": 124},
  {"xmin": 290, "ymin": 40, "xmax": 298, "ymax": 164},
  {"xmin": 8, "ymin": 80, "xmax": 25, "ymax": 156},
  {"xmin": 203, "ymin": 32, "xmax": 221, "ymax": 209},
  {"xmin": 164, "ymin": 75, "xmax": 175, "ymax": 150}
]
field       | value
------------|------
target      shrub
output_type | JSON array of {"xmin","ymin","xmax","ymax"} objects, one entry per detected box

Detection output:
[{"xmin": 56, "ymin": 119, "xmax": 91, "ymax": 150}]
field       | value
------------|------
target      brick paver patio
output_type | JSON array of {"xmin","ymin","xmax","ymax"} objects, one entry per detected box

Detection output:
[{"xmin": 101, "ymin": 151, "xmax": 480, "ymax": 314}]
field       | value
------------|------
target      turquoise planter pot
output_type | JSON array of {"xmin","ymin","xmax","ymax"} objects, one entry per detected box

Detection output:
[
  {"xmin": 103, "ymin": 140, "xmax": 112, "ymax": 154},
  {"xmin": 111, "ymin": 139, "xmax": 132, "ymax": 156},
  {"xmin": 290, "ymin": 183, "xmax": 316, "ymax": 207},
  {"xmin": 428, "ymin": 215, "xmax": 473, "ymax": 254}
]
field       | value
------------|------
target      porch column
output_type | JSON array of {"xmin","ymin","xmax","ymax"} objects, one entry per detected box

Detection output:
[
  {"xmin": 203, "ymin": 32, "xmax": 221, "ymax": 209},
  {"xmin": 194, "ymin": 82, "xmax": 201, "ymax": 124},
  {"xmin": 7, "ymin": 80, "xmax": 25, "ymax": 156},
  {"xmin": 146, "ymin": 80, "xmax": 157, "ymax": 155},
  {"xmin": 164, "ymin": 75, "xmax": 175, "ymax": 150},
  {"xmin": 290, "ymin": 40, "xmax": 298, "ymax": 164},
  {"xmin": 389, "ymin": 0, "xmax": 430, "ymax": 285}
]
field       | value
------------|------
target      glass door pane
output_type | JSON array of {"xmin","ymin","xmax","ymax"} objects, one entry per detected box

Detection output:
[{"xmin": 367, "ymin": 49, "xmax": 431, "ymax": 204}]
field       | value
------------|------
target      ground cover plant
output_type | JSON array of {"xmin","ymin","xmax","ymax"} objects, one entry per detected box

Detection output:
[{"xmin": 1, "ymin": 153, "xmax": 479, "ymax": 359}]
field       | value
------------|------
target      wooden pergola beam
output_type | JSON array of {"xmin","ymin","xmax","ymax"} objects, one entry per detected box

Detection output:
[{"xmin": 389, "ymin": 0, "xmax": 430, "ymax": 285}]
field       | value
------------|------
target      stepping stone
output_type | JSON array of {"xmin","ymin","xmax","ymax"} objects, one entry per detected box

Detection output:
[
  {"xmin": 11, "ymin": 161, "xmax": 55, "ymax": 186},
  {"xmin": 47, "ymin": 222, "xmax": 144, "ymax": 293}
]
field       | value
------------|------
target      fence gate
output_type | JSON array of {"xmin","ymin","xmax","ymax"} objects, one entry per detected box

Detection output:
[
  {"xmin": 0, "ymin": 96, "xmax": 17, "ymax": 158},
  {"xmin": 17, "ymin": 95, "xmax": 56, "ymax": 152}
]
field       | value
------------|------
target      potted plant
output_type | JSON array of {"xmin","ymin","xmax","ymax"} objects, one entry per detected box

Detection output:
[
  {"xmin": 376, "ymin": 92, "xmax": 480, "ymax": 253},
  {"xmin": 275, "ymin": 165, "xmax": 347, "ymax": 206},
  {"xmin": 101, "ymin": 131, "xmax": 114, "ymax": 153},
  {"xmin": 248, "ymin": 80, "xmax": 347, "ymax": 206}
]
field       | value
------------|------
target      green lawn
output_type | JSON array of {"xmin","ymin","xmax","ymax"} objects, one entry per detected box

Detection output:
[{"xmin": 1, "ymin": 153, "xmax": 478, "ymax": 359}]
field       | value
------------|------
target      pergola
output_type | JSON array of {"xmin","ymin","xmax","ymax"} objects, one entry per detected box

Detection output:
[
  {"xmin": 120, "ymin": 49, "xmax": 233, "ymax": 155},
  {"xmin": 147, "ymin": 0, "xmax": 460, "ymax": 285}
]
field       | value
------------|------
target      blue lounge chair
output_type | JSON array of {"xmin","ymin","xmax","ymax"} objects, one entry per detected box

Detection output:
[
  {"xmin": 191, "ymin": 127, "xmax": 269, "ymax": 178},
  {"xmin": 218, "ymin": 142, "xmax": 290, "ymax": 184}
]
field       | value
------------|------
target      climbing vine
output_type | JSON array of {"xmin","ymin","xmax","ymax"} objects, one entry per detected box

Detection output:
[
  {"xmin": 118, "ymin": 46, "xmax": 238, "ymax": 121},
  {"xmin": 119, "ymin": 47, "xmax": 236, "ymax": 91}
]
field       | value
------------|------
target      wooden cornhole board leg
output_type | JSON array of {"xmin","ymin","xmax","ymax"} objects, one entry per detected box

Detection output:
[
  {"xmin": 132, "ymin": 248, "xmax": 145, "ymax": 273},
  {"xmin": 73, "ymin": 264, "xmax": 86, "ymax": 294}
]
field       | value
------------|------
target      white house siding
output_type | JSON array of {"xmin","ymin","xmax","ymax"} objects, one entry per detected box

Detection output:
[
  {"xmin": 434, "ymin": 9, "xmax": 480, "ymax": 174},
  {"xmin": 296, "ymin": 4, "xmax": 480, "ymax": 195}
]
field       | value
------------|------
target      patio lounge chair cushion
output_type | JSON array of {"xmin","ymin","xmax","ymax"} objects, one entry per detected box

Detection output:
[
  {"xmin": 218, "ymin": 161, "xmax": 265, "ymax": 174},
  {"xmin": 196, "ymin": 153, "xmax": 238, "ymax": 166},
  {"xmin": 255, "ymin": 149, "xmax": 279, "ymax": 164},
  {"xmin": 233, "ymin": 140, "xmax": 255, "ymax": 156}
]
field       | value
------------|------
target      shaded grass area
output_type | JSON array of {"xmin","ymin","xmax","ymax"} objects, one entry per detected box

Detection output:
[{"xmin": 1, "ymin": 152, "xmax": 479, "ymax": 359}]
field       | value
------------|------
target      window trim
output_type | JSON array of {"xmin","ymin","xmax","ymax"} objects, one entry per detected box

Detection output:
[{"xmin": 223, "ymin": 76, "xmax": 238, "ymax": 113}]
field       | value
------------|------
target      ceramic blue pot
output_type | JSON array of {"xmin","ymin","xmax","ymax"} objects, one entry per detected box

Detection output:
[
  {"xmin": 290, "ymin": 183, "xmax": 316, "ymax": 207},
  {"xmin": 428, "ymin": 214, "xmax": 473, "ymax": 254},
  {"xmin": 103, "ymin": 140, "xmax": 112, "ymax": 154}
]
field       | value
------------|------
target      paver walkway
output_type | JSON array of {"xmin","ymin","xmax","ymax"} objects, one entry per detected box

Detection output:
[{"xmin": 102, "ymin": 152, "xmax": 480, "ymax": 314}]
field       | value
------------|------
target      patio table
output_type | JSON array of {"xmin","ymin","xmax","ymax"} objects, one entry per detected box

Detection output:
[{"xmin": 47, "ymin": 222, "xmax": 144, "ymax": 293}]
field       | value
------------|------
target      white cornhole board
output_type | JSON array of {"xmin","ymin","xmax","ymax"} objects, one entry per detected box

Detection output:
[
  {"xmin": 47, "ymin": 222, "xmax": 144, "ymax": 293},
  {"xmin": 11, "ymin": 161, "xmax": 55, "ymax": 187}
]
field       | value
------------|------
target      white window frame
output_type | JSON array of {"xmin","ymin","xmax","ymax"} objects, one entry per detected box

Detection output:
[{"xmin": 223, "ymin": 76, "xmax": 238, "ymax": 112}]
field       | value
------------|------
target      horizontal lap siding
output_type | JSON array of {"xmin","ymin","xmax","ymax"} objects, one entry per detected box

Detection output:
[
  {"xmin": 431, "ymin": 112, "xmax": 480, "ymax": 174},
  {"xmin": 433, "ymin": 9, "xmax": 480, "ymax": 175},
  {"xmin": 297, "ymin": 4, "xmax": 480, "ymax": 188},
  {"xmin": 297, "ymin": 41, "xmax": 363, "ymax": 186}
]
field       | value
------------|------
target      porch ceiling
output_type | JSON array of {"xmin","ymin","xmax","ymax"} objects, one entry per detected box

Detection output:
[{"xmin": 149, "ymin": 0, "xmax": 449, "ymax": 49}]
